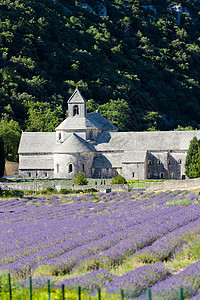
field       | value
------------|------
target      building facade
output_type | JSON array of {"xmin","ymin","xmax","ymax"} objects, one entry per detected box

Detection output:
[{"xmin": 18, "ymin": 89, "xmax": 200, "ymax": 180}]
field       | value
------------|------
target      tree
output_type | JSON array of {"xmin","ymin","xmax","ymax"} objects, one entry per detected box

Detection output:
[
  {"xmin": 0, "ymin": 117, "xmax": 21, "ymax": 162},
  {"xmin": 73, "ymin": 171, "xmax": 88, "ymax": 185},
  {"xmin": 25, "ymin": 102, "xmax": 64, "ymax": 132},
  {"xmin": 98, "ymin": 99, "xmax": 132, "ymax": 131},
  {"xmin": 111, "ymin": 174, "xmax": 127, "ymax": 184},
  {"xmin": 143, "ymin": 112, "xmax": 164, "ymax": 131},
  {"xmin": 0, "ymin": 137, "xmax": 5, "ymax": 178},
  {"xmin": 185, "ymin": 137, "xmax": 200, "ymax": 178}
]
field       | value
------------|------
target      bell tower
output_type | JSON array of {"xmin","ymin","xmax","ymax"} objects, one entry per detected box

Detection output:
[{"xmin": 68, "ymin": 87, "xmax": 87, "ymax": 118}]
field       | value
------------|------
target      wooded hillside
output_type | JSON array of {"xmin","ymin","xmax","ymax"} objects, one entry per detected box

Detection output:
[{"xmin": 0, "ymin": 0, "xmax": 200, "ymax": 160}]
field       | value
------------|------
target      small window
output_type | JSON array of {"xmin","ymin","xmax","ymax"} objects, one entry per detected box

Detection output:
[
  {"xmin": 68, "ymin": 164, "xmax": 73, "ymax": 173},
  {"xmin": 82, "ymin": 164, "xmax": 85, "ymax": 172},
  {"xmin": 168, "ymin": 160, "xmax": 171, "ymax": 165},
  {"xmin": 58, "ymin": 133, "xmax": 61, "ymax": 140},
  {"xmin": 73, "ymin": 105, "xmax": 79, "ymax": 116},
  {"xmin": 178, "ymin": 159, "xmax": 182, "ymax": 164},
  {"xmin": 57, "ymin": 164, "xmax": 60, "ymax": 173},
  {"xmin": 160, "ymin": 172, "xmax": 164, "ymax": 179},
  {"xmin": 157, "ymin": 159, "xmax": 160, "ymax": 165},
  {"xmin": 44, "ymin": 172, "xmax": 48, "ymax": 177},
  {"xmin": 171, "ymin": 173, "xmax": 175, "ymax": 178},
  {"xmin": 148, "ymin": 160, "xmax": 152, "ymax": 165},
  {"xmin": 28, "ymin": 172, "xmax": 31, "ymax": 178},
  {"xmin": 182, "ymin": 175, "xmax": 186, "ymax": 180},
  {"xmin": 132, "ymin": 172, "xmax": 135, "ymax": 178}
]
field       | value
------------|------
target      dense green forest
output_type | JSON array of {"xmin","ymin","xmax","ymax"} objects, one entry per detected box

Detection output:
[{"xmin": 0, "ymin": 0, "xmax": 200, "ymax": 161}]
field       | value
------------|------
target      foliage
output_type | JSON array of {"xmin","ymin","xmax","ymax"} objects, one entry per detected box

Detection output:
[
  {"xmin": 174, "ymin": 125, "xmax": 195, "ymax": 131},
  {"xmin": 98, "ymin": 99, "xmax": 132, "ymax": 131},
  {"xmin": 0, "ymin": 137, "xmax": 5, "ymax": 178},
  {"xmin": 45, "ymin": 186, "xmax": 55, "ymax": 193},
  {"xmin": 59, "ymin": 188, "xmax": 73, "ymax": 194},
  {"xmin": 143, "ymin": 112, "xmax": 164, "ymax": 131},
  {"xmin": 185, "ymin": 137, "xmax": 200, "ymax": 178},
  {"xmin": 73, "ymin": 171, "xmax": 88, "ymax": 185},
  {"xmin": 0, "ymin": 117, "xmax": 21, "ymax": 161},
  {"xmin": 25, "ymin": 102, "xmax": 64, "ymax": 132},
  {"xmin": 111, "ymin": 174, "xmax": 127, "ymax": 184},
  {"xmin": 1, "ymin": 0, "xmax": 200, "ymax": 157},
  {"xmin": 0, "ymin": 188, "xmax": 24, "ymax": 198}
]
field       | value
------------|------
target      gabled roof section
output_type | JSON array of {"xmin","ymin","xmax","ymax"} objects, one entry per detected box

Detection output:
[
  {"xmin": 53, "ymin": 133, "xmax": 95, "ymax": 153},
  {"xmin": 122, "ymin": 151, "xmax": 147, "ymax": 163},
  {"xmin": 18, "ymin": 132, "xmax": 56, "ymax": 154},
  {"xmin": 87, "ymin": 112, "xmax": 118, "ymax": 131},
  {"xmin": 67, "ymin": 87, "xmax": 87, "ymax": 103},
  {"xmin": 55, "ymin": 116, "xmax": 102, "ymax": 130},
  {"xmin": 19, "ymin": 155, "xmax": 54, "ymax": 170}
]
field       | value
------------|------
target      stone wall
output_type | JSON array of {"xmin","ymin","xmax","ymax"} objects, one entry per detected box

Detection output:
[
  {"xmin": 146, "ymin": 178, "xmax": 200, "ymax": 191},
  {"xmin": 4, "ymin": 161, "xmax": 19, "ymax": 176},
  {"xmin": 122, "ymin": 163, "xmax": 145, "ymax": 180},
  {"xmin": 72, "ymin": 184, "xmax": 129, "ymax": 192},
  {"xmin": 0, "ymin": 182, "xmax": 46, "ymax": 191},
  {"xmin": 146, "ymin": 151, "xmax": 187, "ymax": 180}
]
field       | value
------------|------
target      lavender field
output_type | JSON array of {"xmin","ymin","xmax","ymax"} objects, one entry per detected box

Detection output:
[{"xmin": 1, "ymin": 190, "xmax": 200, "ymax": 299}]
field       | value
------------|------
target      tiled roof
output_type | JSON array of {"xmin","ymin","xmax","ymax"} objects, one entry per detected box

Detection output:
[{"xmin": 53, "ymin": 133, "xmax": 95, "ymax": 153}]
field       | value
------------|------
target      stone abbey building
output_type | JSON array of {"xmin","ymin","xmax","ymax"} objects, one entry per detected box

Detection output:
[{"xmin": 18, "ymin": 89, "xmax": 200, "ymax": 180}]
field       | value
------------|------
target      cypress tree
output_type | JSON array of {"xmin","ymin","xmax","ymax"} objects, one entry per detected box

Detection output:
[
  {"xmin": 185, "ymin": 137, "xmax": 200, "ymax": 178},
  {"xmin": 0, "ymin": 137, "xmax": 5, "ymax": 178}
]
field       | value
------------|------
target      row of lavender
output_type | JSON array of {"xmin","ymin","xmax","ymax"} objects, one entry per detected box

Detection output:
[
  {"xmin": 0, "ymin": 190, "xmax": 200, "ymax": 298},
  {"xmin": 18, "ymin": 261, "xmax": 200, "ymax": 299}
]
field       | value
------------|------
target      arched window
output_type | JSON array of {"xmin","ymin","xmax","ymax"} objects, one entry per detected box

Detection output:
[
  {"xmin": 171, "ymin": 173, "xmax": 175, "ymax": 178},
  {"xmin": 132, "ymin": 172, "xmax": 135, "ymax": 178},
  {"xmin": 157, "ymin": 159, "xmax": 160, "ymax": 165},
  {"xmin": 82, "ymin": 164, "xmax": 85, "ymax": 172},
  {"xmin": 68, "ymin": 164, "xmax": 73, "ymax": 173},
  {"xmin": 168, "ymin": 160, "xmax": 171, "ymax": 165},
  {"xmin": 148, "ymin": 160, "xmax": 152, "ymax": 165},
  {"xmin": 160, "ymin": 172, "xmax": 164, "ymax": 179},
  {"xmin": 178, "ymin": 159, "xmax": 182, "ymax": 164},
  {"xmin": 73, "ymin": 105, "xmax": 79, "ymax": 116}
]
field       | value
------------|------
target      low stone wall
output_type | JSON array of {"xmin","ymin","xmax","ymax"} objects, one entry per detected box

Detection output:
[
  {"xmin": 146, "ymin": 178, "xmax": 200, "ymax": 192},
  {"xmin": 4, "ymin": 161, "xmax": 19, "ymax": 176},
  {"xmin": 0, "ymin": 183, "xmax": 46, "ymax": 191},
  {"xmin": 72, "ymin": 184, "xmax": 129, "ymax": 192},
  {"xmin": 0, "ymin": 182, "xmax": 129, "ymax": 193}
]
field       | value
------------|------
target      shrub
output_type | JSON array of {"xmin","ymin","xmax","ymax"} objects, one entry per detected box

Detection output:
[
  {"xmin": 73, "ymin": 172, "xmax": 88, "ymax": 185},
  {"xmin": 1, "ymin": 189, "xmax": 24, "ymax": 198},
  {"xmin": 59, "ymin": 189, "xmax": 73, "ymax": 194},
  {"xmin": 111, "ymin": 174, "xmax": 127, "ymax": 184},
  {"xmin": 85, "ymin": 188, "xmax": 98, "ymax": 193},
  {"xmin": 25, "ymin": 190, "xmax": 34, "ymax": 195},
  {"xmin": 75, "ymin": 189, "xmax": 84, "ymax": 193},
  {"xmin": 40, "ymin": 190, "xmax": 47, "ymax": 195},
  {"xmin": 45, "ymin": 187, "xmax": 55, "ymax": 193}
]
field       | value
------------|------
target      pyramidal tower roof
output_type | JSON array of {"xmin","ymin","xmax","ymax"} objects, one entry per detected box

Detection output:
[
  {"xmin": 53, "ymin": 133, "xmax": 95, "ymax": 153},
  {"xmin": 68, "ymin": 87, "xmax": 87, "ymax": 103},
  {"xmin": 55, "ymin": 88, "xmax": 118, "ymax": 132}
]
